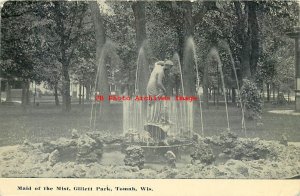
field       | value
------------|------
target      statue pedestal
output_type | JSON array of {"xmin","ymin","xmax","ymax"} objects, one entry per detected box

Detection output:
[
  {"xmin": 123, "ymin": 98, "xmax": 193, "ymax": 138},
  {"xmin": 144, "ymin": 123, "xmax": 170, "ymax": 141}
]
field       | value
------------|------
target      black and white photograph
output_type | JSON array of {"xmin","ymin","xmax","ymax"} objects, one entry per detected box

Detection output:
[{"xmin": 0, "ymin": 0, "xmax": 300, "ymax": 182}]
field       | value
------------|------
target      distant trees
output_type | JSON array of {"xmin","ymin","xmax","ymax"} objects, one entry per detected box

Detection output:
[
  {"xmin": 2, "ymin": 1, "xmax": 90, "ymax": 111},
  {"xmin": 48, "ymin": 2, "xmax": 88, "ymax": 112},
  {"xmin": 88, "ymin": 1, "xmax": 110, "ymax": 118},
  {"xmin": 1, "ymin": 0, "xmax": 298, "ymax": 113},
  {"xmin": 1, "ymin": 1, "xmax": 41, "ymax": 107}
]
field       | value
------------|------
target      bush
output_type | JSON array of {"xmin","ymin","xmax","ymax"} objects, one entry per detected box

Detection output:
[
  {"xmin": 191, "ymin": 140, "xmax": 215, "ymax": 165},
  {"xmin": 240, "ymin": 79, "xmax": 263, "ymax": 120},
  {"xmin": 124, "ymin": 146, "xmax": 145, "ymax": 169},
  {"xmin": 208, "ymin": 132, "xmax": 277, "ymax": 161}
]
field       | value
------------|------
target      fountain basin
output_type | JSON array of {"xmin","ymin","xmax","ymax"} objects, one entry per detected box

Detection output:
[
  {"xmin": 0, "ymin": 133, "xmax": 299, "ymax": 179},
  {"xmin": 123, "ymin": 99, "xmax": 194, "ymax": 137},
  {"xmin": 140, "ymin": 143, "xmax": 193, "ymax": 163}
]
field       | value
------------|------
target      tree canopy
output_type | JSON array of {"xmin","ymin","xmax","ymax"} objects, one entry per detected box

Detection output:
[{"xmin": 1, "ymin": 1, "xmax": 298, "ymax": 110}]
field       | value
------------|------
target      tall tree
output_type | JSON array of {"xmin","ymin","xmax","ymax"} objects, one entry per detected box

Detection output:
[
  {"xmin": 50, "ymin": 2, "xmax": 87, "ymax": 112},
  {"xmin": 132, "ymin": 2, "xmax": 146, "ymax": 51},
  {"xmin": 159, "ymin": 1, "xmax": 218, "ymax": 96},
  {"xmin": 233, "ymin": 1, "xmax": 252, "ymax": 79},
  {"xmin": 89, "ymin": 1, "xmax": 110, "ymax": 119},
  {"xmin": 132, "ymin": 2, "xmax": 149, "ymax": 95},
  {"xmin": 248, "ymin": 1, "xmax": 260, "ymax": 76},
  {"xmin": 1, "ymin": 1, "xmax": 41, "ymax": 107}
]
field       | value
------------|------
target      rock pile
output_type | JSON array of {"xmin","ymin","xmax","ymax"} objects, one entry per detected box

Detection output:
[
  {"xmin": 124, "ymin": 146, "xmax": 145, "ymax": 169},
  {"xmin": 0, "ymin": 131, "xmax": 299, "ymax": 179},
  {"xmin": 41, "ymin": 131, "xmax": 103, "ymax": 164},
  {"xmin": 204, "ymin": 131, "xmax": 280, "ymax": 161}
]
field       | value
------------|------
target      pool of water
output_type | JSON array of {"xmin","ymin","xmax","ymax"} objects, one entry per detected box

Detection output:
[{"xmin": 99, "ymin": 149, "xmax": 192, "ymax": 170}]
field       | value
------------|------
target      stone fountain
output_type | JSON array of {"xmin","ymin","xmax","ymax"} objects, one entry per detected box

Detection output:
[{"xmin": 123, "ymin": 48, "xmax": 194, "ymax": 162}]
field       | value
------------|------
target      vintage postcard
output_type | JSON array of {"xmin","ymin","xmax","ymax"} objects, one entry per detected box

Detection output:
[{"xmin": 0, "ymin": 0, "xmax": 299, "ymax": 195}]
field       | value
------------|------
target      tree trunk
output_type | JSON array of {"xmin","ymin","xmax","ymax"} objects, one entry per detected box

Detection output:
[
  {"xmin": 5, "ymin": 80, "xmax": 11, "ymax": 102},
  {"xmin": 82, "ymin": 85, "xmax": 85, "ymax": 105},
  {"xmin": 53, "ymin": 2, "xmax": 71, "ymax": 112},
  {"xmin": 203, "ymin": 57, "xmax": 209, "ymax": 109},
  {"xmin": 181, "ymin": 1, "xmax": 195, "ymax": 96},
  {"xmin": 261, "ymin": 81, "xmax": 264, "ymax": 101},
  {"xmin": 168, "ymin": 2, "xmax": 197, "ymax": 96},
  {"xmin": 213, "ymin": 88, "xmax": 216, "ymax": 105},
  {"xmin": 267, "ymin": 83, "xmax": 270, "ymax": 102},
  {"xmin": 21, "ymin": 80, "xmax": 30, "ymax": 111},
  {"xmin": 272, "ymin": 83, "xmax": 275, "ymax": 101},
  {"xmin": 25, "ymin": 80, "xmax": 30, "ymax": 105},
  {"xmin": 89, "ymin": 1, "xmax": 110, "ymax": 123},
  {"xmin": 227, "ymin": 89, "xmax": 230, "ymax": 103},
  {"xmin": 79, "ymin": 83, "xmax": 82, "ymax": 104},
  {"xmin": 247, "ymin": 1, "xmax": 260, "ymax": 76},
  {"xmin": 240, "ymin": 48, "xmax": 251, "ymax": 79},
  {"xmin": 21, "ymin": 81, "xmax": 26, "ymax": 106},
  {"xmin": 132, "ymin": 2, "xmax": 146, "ymax": 51},
  {"xmin": 132, "ymin": 2, "xmax": 149, "ymax": 96},
  {"xmin": 234, "ymin": 2, "xmax": 251, "ymax": 79},
  {"xmin": 85, "ymin": 84, "xmax": 90, "ymax": 101},
  {"xmin": 168, "ymin": 1, "xmax": 184, "ymax": 61},
  {"xmin": 232, "ymin": 88, "xmax": 236, "ymax": 103},
  {"xmin": 62, "ymin": 61, "xmax": 71, "ymax": 112},
  {"xmin": 182, "ymin": 2, "xmax": 193, "ymax": 41},
  {"xmin": 177, "ymin": 25, "xmax": 184, "ymax": 63},
  {"xmin": 33, "ymin": 83, "xmax": 36, "ymax": 104},
  {"xmin": 54, "ymin": 82, "xmax": 59, "ymax": 106}
]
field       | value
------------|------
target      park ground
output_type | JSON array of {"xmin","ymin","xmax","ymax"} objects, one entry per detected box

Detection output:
[{"xmin": 0, "ymin": 101, "xmax": 299, "ymax": 147}]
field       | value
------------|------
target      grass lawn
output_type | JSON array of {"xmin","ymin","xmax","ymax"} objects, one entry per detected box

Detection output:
[
  {"xmin": 194, "ymin": 103, "xmax": 300, "ymax": 142},
  {"xmin": 0, "ymin": 102, "xmax": 299, "ymax": 147}
]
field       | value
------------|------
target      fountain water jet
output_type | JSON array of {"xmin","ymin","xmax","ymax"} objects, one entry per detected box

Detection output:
[
  {"xmin": 123, "ymin": 97, "xmax": 194, "ymax": 138},
  {"xmin": 90, "ymin": 41, "xmax": 121, "ymax": 130},
  {"xmin": 135, "ymin": 41, "xmax": 150, "ymax": 95},
  {"xmin": 218, "ymin": 40, "xmax": 247, "ymax": 136},
  {"xmin": 183, "ymin": 37, "xmax": 205, "ymax": 136},
  {"xmin": 173, "ymin": 53, "xmax": 185, "ymax": 96},
  {"xmin": 208, "ymin": 47, "xmax": 231, "ymax": 131},
  {"xmin": 123, "ymin": 46, "xmax": 193, "ymax": 140}
]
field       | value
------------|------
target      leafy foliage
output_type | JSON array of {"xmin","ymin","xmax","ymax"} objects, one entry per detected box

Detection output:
[
  {"xmin": 191, "ymin": 140, "xmax": 215, "ymax": 165},
  {"xmin": 1, "ymin": 1, "xmax": 298, "ymax": 111},
  {"xmin": 240, "ymin": 79, "xmax": 263, "ymax": 120},
  {"xmin": 124, "ymin": 145, "xmax": 145, "ymax": 169}
]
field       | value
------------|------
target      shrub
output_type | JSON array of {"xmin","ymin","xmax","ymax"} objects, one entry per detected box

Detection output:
[
  {"xmin": 240, "ymin": 79, "xmax": 263, "ymax": 120},
  {"xmin": 191, "ymin": 140, "xmax": 215, "ymax": 165},
  {"xmin": 124, "ymin": 146, "xmax": 145, "ymax": 169}
]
